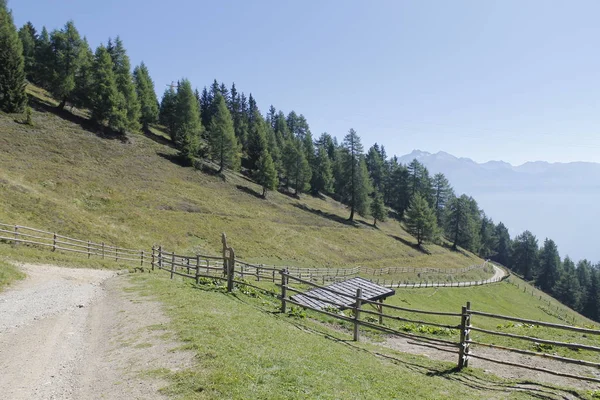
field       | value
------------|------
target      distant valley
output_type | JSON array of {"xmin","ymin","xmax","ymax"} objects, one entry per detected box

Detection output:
[{"xmin": 398, "ymin": 150, "xmax": 600, "ymax": 262}]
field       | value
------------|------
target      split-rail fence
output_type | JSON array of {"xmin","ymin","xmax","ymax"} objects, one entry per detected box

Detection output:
[{"xmin": 2, "ymin": 222, "xmax": 599, "ymax": 384}]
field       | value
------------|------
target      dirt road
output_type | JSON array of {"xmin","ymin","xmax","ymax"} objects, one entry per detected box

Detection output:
[
  {"xmin": 385, "ymin": 265, "xmax": 507, "ymax": 288},
  {"xmin": 0, "ymin": 264, "xmax": 192, "ymax": 400}
]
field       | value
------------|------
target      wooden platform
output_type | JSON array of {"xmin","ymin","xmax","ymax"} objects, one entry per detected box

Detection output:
[{"xmin": 291, "ymin": 277, "xmax": 395, "ymax": 310}]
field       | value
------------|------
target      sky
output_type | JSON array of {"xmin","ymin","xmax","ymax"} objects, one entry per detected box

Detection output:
[{"xmin": 11, "ymin": 0, "xmax": 600, "ymax": 165}]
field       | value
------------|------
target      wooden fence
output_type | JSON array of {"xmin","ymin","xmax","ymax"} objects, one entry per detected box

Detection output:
[
  {"xmin": 279, "ymin": 273, "xmax": 600, "ymax": 384},
  {"xmin": 0, "ymin": 223, "xmax": 146, "ymax": 266},
  {"xmin": 2, "ymin": 223, "xmax": 599, "ymax": 384}
]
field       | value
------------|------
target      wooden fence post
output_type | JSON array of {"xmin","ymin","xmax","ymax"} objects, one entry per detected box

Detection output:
[
  {"xmin": 158, "ymin": 246, "xmax": 162, "ymax": 269},
  {"xmin": 170, "ymin": 252, "xmax": 175, "ymax": 279},
  {"xmin": 227, "ymin": 247, "xmax": 235, "ymax": 292},
  {"xmin": 458, "ymin": 302, "xmax": 472, "ymax": 369},
  {"xmin": 195, "ymin": 255, "xmax": 201, "ymax": 284},
  {"xmin": 280, "ymin": 269, "xmax": 288, "ymax": 313},
  {"xmin": 353, "ymin": 288, "xmax": 363, "ymax": 341},
  {"xmin": 53, "ymin": 232, "xmax": 57, "ymax": 251},
  {"xmin": 186, "ymin": 257, "xmax": 190, "ymax": 274},
  {"xmin": 115, "ymin": 247, "xmax": 118, "ymax": 262},
  {"xmin": 87, "ymin": 241, "xmax": 91, "ymax": 258},
  {"xmin": 141, "ymin": 250, "xmax": 145, "ymax": 266},
  {"xmin": 151, "ymin": 247, "xmax": 156, "ymax": 270},
  {"xmin": 465, "ymin": 302, "xmax": 471, "ymax": 367},
  {"xmin": 14, "ymin": 225, "xmax": 19, "ymax": 246},
  {"xmin": 101, "ymin": 242, "xmax": 105, "ymax": 259}
]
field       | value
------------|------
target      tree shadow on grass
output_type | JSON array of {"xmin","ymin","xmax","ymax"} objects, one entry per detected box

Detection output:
[
  {"xmin": 388, "ymin": 234, "xmax": 431, "ymax": 255},
  {"xmin": 157, "ymin": 151, "xmax": 192, "ymax": 168},
  {"xmin": 29, "ymin": 96, "xmax": 128, "ymax": 143},
  {"xmin": 291, "ymin": 203, "xmax": 357, "ymax": 227},
  {"xmin": 143, "ymin": 127, "xmax": 174, "ymax": 148},
  {"xmin": 236, "ymin": 184, "xmax": 263, "ymax": 200}
]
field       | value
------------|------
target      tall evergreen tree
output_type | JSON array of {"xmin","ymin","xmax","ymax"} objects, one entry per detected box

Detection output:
[
  {"xmin": 107, "ymin": 37, "xmax": 140, "ymax": 132},
  {"xmin": 492, "ymin": 222, "xmax": 512, "ymax": 266},
  {"xmin": 208, "ymin": 93, "xmax": 240, "ymax": 172},
  {"xmin": 478, "ymin": 215, "xmax": 497, "ymax": 259},
  {"xmin": 511, "ymin": 231, "xmax": 539, "ymax": 280},
  {"xmin": 34, "ymin": 26, "xmax": 53, "ymax": 89},
  {"xmin": 200, "ymin": 86, "xmax": 212, "ymax": 128},
  {"xmin": 255, "ymin": 149, "xmax": 278, "ymax": 198},
  {"xmin": 90, "ymin": 45, "xmax": 125, "ymax": 131},
  {"xmin": 173, "ymin": 79, "xmax": 203, "ymax": 164},
  {"xmin": 554, "ymin": 256, "xmax": 580, "ymax": 310},
  {"xmin": 49, "ymin": 21, "xmax": 83, "ymax": 109},
  {"xmin": 282, "ymin": 138, "xmax": 311, "ymax": 195},
  {"xmin": 536, "ymin": 238, "xmax": 562, "ymax": 293},
  {"xmin": 18, "ymin": 22, "xmax": 36, "ymax": 82},
  {"xmin": 340, "ymin": 129, "xmax": 371, "ymax": 221},
  {"xmin": 370, "ymin": 192, "xmax": 386, "ymax": 227},
  {"xmin": 432, "ymin": 173, "xmax": 452, "ymax": 226},
  {"xmin": 246, "ymin": 107, "xmax": 268, "ymax": 172},
  {"xmin": 159, "ymin": 87, "xmax": 177, "ymax": 136},
  {"xmin": 311, "ymin": 145, "xmax": 334, "ymax": 195},
  {"xmin": 133, "ymin": 62, "xmax": 159, "ymax": 130},
  {"xmin": 389, "ymin": 163, "xmax": 411, "ymax": 221},
  {"xmin": 366, "ymin": 144, "xmax": 385, "ymax": 193},
  {"xmin": 445, "ymin": 194, "xmax": 477, "ymax": 251},
  {"xmin": 71, "ymin": 37, "xmax": 94, "ymax": 109},
  {"xmin": 405, "ymin": 193, "xmax": 438, "ymax": 245},
  {"xmin": 0, "ymin": 0, "xmax": 26, "ymax": 113}
]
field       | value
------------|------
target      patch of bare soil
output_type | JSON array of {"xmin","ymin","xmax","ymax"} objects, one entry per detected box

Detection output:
[
  {"xmin": 0, "ymin": 264, "xmax": 194, "ymax": 400},
  {"xmin": 384, "ymin": 335, "xmax": 598, "ymax": 398}
]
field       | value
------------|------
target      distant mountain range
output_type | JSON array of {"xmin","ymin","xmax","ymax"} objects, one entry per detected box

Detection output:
[{"xmin": 397, "ymin": 150, "xmax": 600, "ymax": 262}]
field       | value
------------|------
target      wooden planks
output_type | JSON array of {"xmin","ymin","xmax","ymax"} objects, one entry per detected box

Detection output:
[{"xmin": 291, "ymin": 277, "xmax": 395, "ymax": 310}]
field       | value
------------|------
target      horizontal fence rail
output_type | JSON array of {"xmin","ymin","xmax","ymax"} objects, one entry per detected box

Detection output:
[
  {"xmin": 0, "ymin": 223, "xmax": 146, "ymax": 266},
  {"xmin": 4, "ymin": 223, "xmax": 599, "ymax": 386}
]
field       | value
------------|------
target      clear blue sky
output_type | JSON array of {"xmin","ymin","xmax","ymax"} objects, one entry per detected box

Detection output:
[{"xmin": 11, "ymin": 0, "xmax": 600, "ymax": 165}]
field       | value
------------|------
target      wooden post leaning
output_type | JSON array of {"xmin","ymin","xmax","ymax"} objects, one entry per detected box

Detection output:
[
  {"xmin": 170, "ymin": 252, "xmax": 175, "ymax": 279},
  {"xmin": 227, "ymin": 247, "xmax": 235, "ymax": 293},
  {"xmin": 280, "ymin": 269, "xmax": 288, "ymax": 313},
  {"xmin": 151, "ymin": 246, "xmax": 156, "ymax": 271},
  {"xmin": 353, "ymin": 288, "xmax": 363, "ymax": 341},
  {"xmin": 195, "ymin": 255, "xmax": 201, "ymax": 284}
]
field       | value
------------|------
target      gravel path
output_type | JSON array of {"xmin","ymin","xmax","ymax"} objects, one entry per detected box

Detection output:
[
  {"xmin": 385, "ymin": 265, "xmax": 507, "ymax": 288},
  {"xmin": 0, "ymin": 264, "xmax": 193, "ymax": 400}
]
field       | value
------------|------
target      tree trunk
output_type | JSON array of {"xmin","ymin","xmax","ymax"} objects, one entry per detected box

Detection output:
[
  {"xmin": 58, "ymin": 98, "xmax": 67, "ymax": 110},
  {"xmin": 262, "ymin": 186, "xmax": 267, "ymax": 198},
  {"xmin": 348, "ymin": 207, "xmax": 355, "ymax": 222},
  {"xmin": 373, "ymin": 218, "xmax": 377, "ymax": 227}
]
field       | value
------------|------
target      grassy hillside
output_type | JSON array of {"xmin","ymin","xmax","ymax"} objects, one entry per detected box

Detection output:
[{"xmin": 0, "ymin": 86, "xmax": 483, "ymax": 273}]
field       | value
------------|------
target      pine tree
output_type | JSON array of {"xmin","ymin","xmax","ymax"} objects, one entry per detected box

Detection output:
[
  {"xmin": 478, "ymin": 215, "xmax": 497, "ymax": 259},
  {"xmin": 18, "ymin": 22, "xmax": 36, "ymax": 82},
  {"xmin": 49, "ymin": 21, "xmax": 83, "ymax": 109},
  {"xmin": 311, "ymin": 145, "xmax": 334, "ymax": 195},
  {"xmin": 255, "ymin": 150, "xmax": 278, "ymax": 198},
  {"xmin": 445, "ymin": 194, "xmax": 478, "ymax": 251},
  {"xmin": 247, "ymin": 107, "xmax": 268, "ymax": 172},
  {"xmin": 173, "ymin": 79, "xmax": 203, "ymax": 165},
  {"xmin": 510, "ymin": 231, "xmax": 539, "ymax": 280},
  {"xmin": 432, "ymin": 173, "xmax": 452, "ymax": 225},
  {"xmin": 340, "ymin": 129, "xmax": 371, "ymax": 221},
  {"xmin": 107, "ymin": 37, "xmax": 140, "ymax": 132},
  {"xmin": 159, "ymin": 87, "xmax": 177, "ymax": 137},
  {"xmin": 34, "ymin": 26, "xmax": 53, "ymax": 89},
  {"xmin": 389, "ymin": 163, "xmax": 411, "ymax": 221},
  {"xmin": 0, "ymin": 0, "xmax": 26, "ymax": 113},
  {"xmin": 208, "ymin": 93, "xmax": 240, "ymax": 172},
  {"xmin": 405, "ymin": 193, "xmax": 438, "ymax": 245},
  {"xmin": 200, "ymin": 86, "xmax": 212, "ymax": 128},
  {"xmin": 282, "ymin": 138, "xmax": 311, "ymax": 195},
  {"xmin": 71, "ymin": 37, "xmax": 94, "ymax": 109},
  {"xmin": 493, "ymin": 222, "xmax": 512, "ymax": 266},
  {"xmin": 133, "ymin": 62, "xmax": 159, "ymax": 130},
  {"xmin": 90, "ymin": 45, "xmax": 124, "ymax": 130},
  {"xmin": 366, "ymin": 144, "xmax": 385, "ymax": 193},
  {"xmin": 536, "ymin": 238, "xmax": 562, "ymax": 293},
  {"xmin": 554, "ymin": 257, "xmax": 580, "ymax": 310},
  {"xmin": 370, "ymin": 192, "xmax": 386, "ymax": 227}
]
